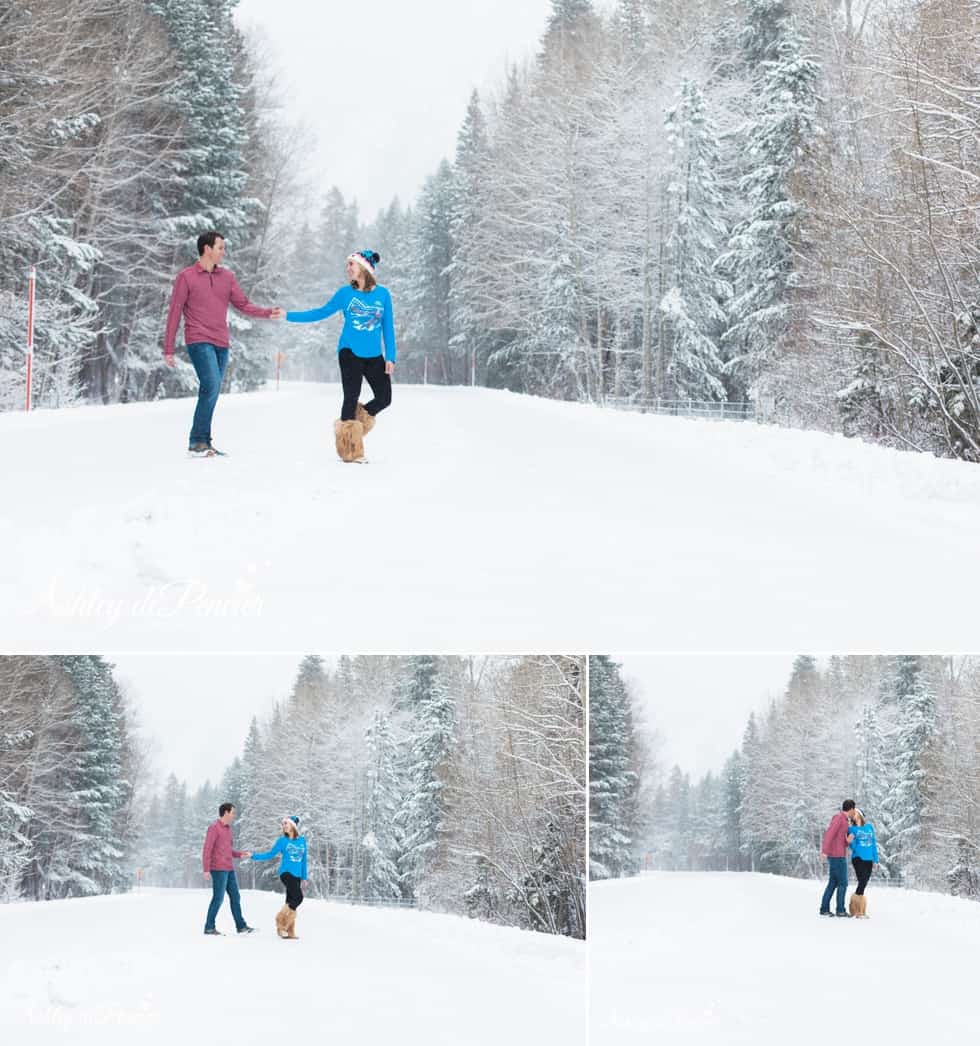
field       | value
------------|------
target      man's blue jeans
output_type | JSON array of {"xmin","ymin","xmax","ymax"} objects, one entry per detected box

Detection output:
[
  {"xmin": 820, "ymin": 857, "xmax": 848, "ymax": 914},
  {"xmin": 205, "ymin": 869, "xmax": 246, "ymax": 931},
  {"xmin": 186, "ymin": 342, "xmax": 229, "ymax": 446}
]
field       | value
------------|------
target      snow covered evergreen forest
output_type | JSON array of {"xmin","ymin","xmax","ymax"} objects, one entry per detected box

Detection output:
[
  {"xmin": 588, "ymin": 656, "xmax": 650, "ymax": 880},
  {"xmin": 641, "ymin": 655, "xmax": 980, "ymax": 901},
  {"xmin": 4, "ymin": 1, "xmax": 978, "ymax": 457},
  {"xmin": 376, "ymin": 0, "xmax": 980, "ymax": 457},
  {"xmin": 0, "ymin": 0, "xmax": 296, "ymax": 408},
  {"xmin": 87, "ymin": 655, "xmax": 583, "ymax": 937},
  {"xmin": 0, "ymin": 656, "xmax": 143, "ymax": 902}
]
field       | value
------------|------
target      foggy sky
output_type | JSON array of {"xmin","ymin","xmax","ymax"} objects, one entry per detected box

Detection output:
[
  {"xmin": 112, "ymin": 653, "xmax": 306, "ymax": 789},
  {"xmin": 615, "ymin": 654, "xmax": 798, "ymax": 780},
  {"xmin": 234, "ymin": 0, "xmax": 597, "ymax": 219}
]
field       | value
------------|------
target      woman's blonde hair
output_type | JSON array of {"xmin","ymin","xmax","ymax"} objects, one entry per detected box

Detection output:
[
  {"xmin": 350, "ymin": 269, "xmax": 377, "ymax": 292},
  {"xmin": 852, "ymin": 809, "xmax": 866, "ymax": 826}
]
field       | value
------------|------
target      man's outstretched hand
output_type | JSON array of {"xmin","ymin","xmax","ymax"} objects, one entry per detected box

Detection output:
[
  {"xmin": 164, "ymin": 353, "xmax": 176, "ymax": 368},
  {"xmin": 270, "ymin": 307, "xmax": 286, "ymax": 320}
]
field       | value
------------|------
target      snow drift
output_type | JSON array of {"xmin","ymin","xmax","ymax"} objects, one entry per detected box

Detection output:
[
  {"xmin": 3, "ymin": 382, "xmax": 980, "ymax": 651},
  {"xmin": 0, "ymin": 888, "xmax": 584, "ymax": 1043},
  {"xmin": 590, "ymin": 871, "xmax": 980, "ymax": 1045}
]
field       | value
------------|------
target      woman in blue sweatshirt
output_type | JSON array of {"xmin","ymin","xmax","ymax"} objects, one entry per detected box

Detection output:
[
  {"xmin": 285, "ymin": 249, "xmax": 397, "ymax": 463},
  {"xmin": 250, "ymin": 815, "xmax": 308, "ymax": 938},
  {"xmin": 847, "ymin": 809, "xmax": 878, "ymax": 918}
]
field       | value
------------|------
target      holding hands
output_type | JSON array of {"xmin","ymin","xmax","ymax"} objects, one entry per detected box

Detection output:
[{"xmin": 270, "ymin": 306, "xmax": 286, "ymax": 320}]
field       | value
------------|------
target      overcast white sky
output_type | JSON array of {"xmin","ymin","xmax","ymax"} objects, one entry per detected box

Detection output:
[
  {"xmin": 616, "ymin": 654, "xmax": 799, "ymax": 780},
  {"xmin": 112, "ymin": 654, "xmax": 307, "ymax": 789},
  {"xmin": 234, "ymin": 0, "xmax": 608, "ymax": 218}
]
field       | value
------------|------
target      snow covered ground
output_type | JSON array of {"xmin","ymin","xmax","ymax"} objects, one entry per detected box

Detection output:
[
  {"xmin": 590, "ymin": 871, "xmax": 980, "ymax": 1045},
  {"xmin": 0, "ymin": 889, "xmax": 584, "ymax": 1043},
  {"xmin": 4, "ymin": 381, "xmax": 980, "ymax": 651}
]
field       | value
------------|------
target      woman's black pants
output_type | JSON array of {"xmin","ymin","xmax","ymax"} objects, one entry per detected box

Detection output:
[
  {"xmin": 852, "ymin": 857, "xmax": 873, "ymax": 895},
  {"xmin": 339, "ymin": 348, "xmax": 391, "ymax": 421},
  {"xmin": 281, "ymin": 872, "xmax": 304, "ymax": 910}
]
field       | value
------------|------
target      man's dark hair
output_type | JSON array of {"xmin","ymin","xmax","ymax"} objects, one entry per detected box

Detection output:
[
  {"xmin": 197, "ymin": 230, "xmax": 225, "ymax": 256},
  {"xmin": 218, "ymin": 802, "xmax": 235, "ymax": 817},
  {"xmin": 842, "ymin": 799, "xmax": 856, "ymax": 812}
]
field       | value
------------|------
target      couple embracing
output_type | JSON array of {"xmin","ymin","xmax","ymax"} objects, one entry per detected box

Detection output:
[
  {"xmin": 819, "ymin": 798, "xmax": 879, "ymax": 919},
  {"xmin": 164, "ymin": 232, "xmax": 396, "ymax": 464},
  {"xmin": 201, "ymin": 802, "xmax": 309, "ymax": 940}
]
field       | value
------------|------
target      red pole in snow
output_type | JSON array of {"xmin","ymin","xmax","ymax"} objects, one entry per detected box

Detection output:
[{"xmin": 25, "ymin": 265, "xmax": 35, "ymax": 411}]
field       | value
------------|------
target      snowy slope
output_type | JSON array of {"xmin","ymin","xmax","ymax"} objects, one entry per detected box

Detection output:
[
  {"xmin": 4, "ymin": 382, "xmax": 980, "ymax": 651},
  {"xmin": 0, "ymin": 889, "xmax": 584, "ymax": 1043},
  {"xmin": 590, "ymin": 871, "xmax": 980, "ymax": 1045}
]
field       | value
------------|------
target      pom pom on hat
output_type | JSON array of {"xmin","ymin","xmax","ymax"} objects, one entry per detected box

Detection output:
[{"xmin": 348, "ymin": 249, "xmax": 380, "ymax": 274}]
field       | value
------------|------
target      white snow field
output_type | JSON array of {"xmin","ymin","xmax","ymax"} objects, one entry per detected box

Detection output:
[
  {"xmin": 590, "ymin": 871, "xmax": 980, "ymax": 1045},
  {"xmin": 5, "ymin": 381, "xmax": 980, "ymax": 651},
  {"xmin": 0, "ymin": 889, "xmax": 584, "ymax": 1043}
]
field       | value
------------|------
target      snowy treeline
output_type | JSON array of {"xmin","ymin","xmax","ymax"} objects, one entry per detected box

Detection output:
[
  {"xmin": 0, "ymin": 656, "xmax": 143, "ymax": 901},
  {"xmin": 136, "ymin": 655, "xmax": 587, "ymax": 937},
  {"xmin": 287, "ymin": 0, "xmax": 980, "ymax": 459},
  {"xmin": 7, "ymin": 1, "xmax": 977, "ymax": 459},
  {"xmin": 588, "ymin": 656, "xmax": 657, "ymax": 880},
  {"xmin": 646, "ymin": 655, "xmax": 980, "ymax": 900},
  {"xmin": 0, "ymin": 0, "xmax": 298, "ymax": 408}
]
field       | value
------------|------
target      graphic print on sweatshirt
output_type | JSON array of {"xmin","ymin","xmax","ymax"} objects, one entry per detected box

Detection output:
[
  {"xmin": 285, "ymin": 840, "xmax": 305, "ymax": 864},
  {"xmin": 348, "ymin": 296, "xmax": 384, "ymax": 332}
]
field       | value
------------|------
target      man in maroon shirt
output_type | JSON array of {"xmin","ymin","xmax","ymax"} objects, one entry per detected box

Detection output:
[
  {"xmin": 819, "ymin": 798, "xmax": 856, "ymax": 917},
  {"xmin": 164, "ymin": 230, "xmax": 284, "ymax": 457},
  {"xmin": 202, "ymin": 801, "xmax": 255, "ymax": 935}
]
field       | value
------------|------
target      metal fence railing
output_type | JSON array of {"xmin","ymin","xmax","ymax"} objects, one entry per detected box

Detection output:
[
  {"xmin": 322, "ymin": 895, "xmax": 417, "ymax": 908},
  {"xmin": 604, "ymin": 397, "xmax": 757, "ymax": 421},
  {"xmin": 637, "ymin": 866, "xmax": 910, "ymax": 889}
]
